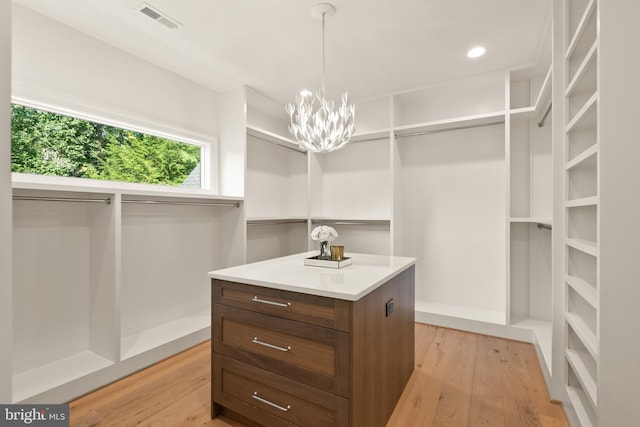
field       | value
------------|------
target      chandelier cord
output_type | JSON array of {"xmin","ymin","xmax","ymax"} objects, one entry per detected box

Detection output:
[{"xmin": 321, "ymin": 12, "xmax": 326, "ymax": 95}]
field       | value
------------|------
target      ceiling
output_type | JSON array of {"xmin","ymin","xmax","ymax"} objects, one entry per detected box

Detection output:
[{"xmin": 12, "ymin": 0, "xmax": 552, "ymax": 104}]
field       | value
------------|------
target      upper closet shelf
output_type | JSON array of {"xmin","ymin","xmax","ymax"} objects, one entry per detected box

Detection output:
[
  {"xmin": 510, "ymin": 217, "xmax": 553, "ymax": 227},
  {"xmin": 12, "ymin": 172, "xmax": 243, "ymax": 204},
  {"xmin": 509, "ymin": 65, "xmax": 552, "ymax": 125},
  {"xmin": 394, "ymin": 111, "xmax": 505, "ymax": 138},
  {"xmin": 246, "ymin": 124, "xmax": 306, "ymax": 154},
  {"xmin": 350, "ymin": 129, "xmax": 390, "ymax": 143},
  {"xmin": 534, "ymin": 65, "xmax": 553, "ymax": 115}
]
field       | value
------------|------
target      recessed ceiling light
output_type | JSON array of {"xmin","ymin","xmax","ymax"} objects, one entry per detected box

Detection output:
[
  {"xmin": 300, "ymin": 89, "xmax": 313, "ymax": 97},
  {"xmin": 467, "ymin": 46, "xmax": 486, "ymax": 58}
]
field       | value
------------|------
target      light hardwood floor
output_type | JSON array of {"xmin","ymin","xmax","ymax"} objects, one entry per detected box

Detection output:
[{"xmin": 69, "ymin": 323, "xmax": 568, "ymax": 426}]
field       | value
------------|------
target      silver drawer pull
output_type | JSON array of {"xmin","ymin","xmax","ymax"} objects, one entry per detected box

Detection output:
[
  {"xmin": 252, "ymin": 337, "xmax": 291, "ymax": 352},
  {"xmin": 252, "ymin": 392, "xmax": 291, "ymax": 412},
  {"xmin": 252, "ymin": 296, "xmax": 291, "ymax": 308}
]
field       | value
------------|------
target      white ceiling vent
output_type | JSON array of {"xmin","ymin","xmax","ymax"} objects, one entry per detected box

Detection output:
[{"xmin": 136, "ymin": 3, "xmax": 181, "ymax": 29}]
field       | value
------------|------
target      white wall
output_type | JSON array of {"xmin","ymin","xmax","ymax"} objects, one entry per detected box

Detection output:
[
  {"xmin": 598, "ymin": 1, "xmax": 640, "ymax": 425},
  {"xmin": 0, "ymin": 0, "xmax": 12, "ymax": 404},
  {"xmin": 11, "ymin": 4, "xmax": 219, "ymax": 188},
  {"xmin": 398, "ymin": 124, "xmax": 506, "ymax": 316}
]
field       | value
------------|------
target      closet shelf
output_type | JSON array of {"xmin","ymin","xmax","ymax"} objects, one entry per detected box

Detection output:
[
  {"xmin": 566, "ymin": 144, "xmax": 598, "ymax": 170},
  {"xmin": 566, "ymin": 92, "xmax": 598, "ymax": 134},
  {"xmin": 565, "ymin": 196, "xmax": 598, "ymax": 208},
  {"xmin": 394, "ymin": 111, "xmax": 505, "ymax": 137},
  {"xmin": 509, "ymin": 106, "xmax": 535, "ymax": 120},
  {"xmin": 566, "ymin": 349, "xmax": 598, "ymax": 408},
  {"xmin": 350, "ymin": 129, "xmax": 390, "ymax": 143},
  {"xmin": 566, "ymin": 275, "xmax": 598, "ymax": 310},
  {"xmin": 511, "ymin": 318, "xmax": 552, "ymax": 372},
  {"xmin": 565, "ymin": 385, "xmax": 596, "ymax": 427},
  {"xmin": 120, "ymin": 311, "xmax": 210, "ymax": 360},
  {"xmin": 509, "ymin": 217, "xmax": 553, "ymax": 227},
  {"xmin": 565, "ymin": 0, "xmax": 597, "ymax": 61},
  {"xmin": 534, "ymin": 65, "xmax": 553, "ymax": 118},
  {"xmin": 566, "ymin": 238, "xmax": 599, "ymax": 257},
  {"xmin": 566, "ymin": 312, "xmax": 598, "ymax": 360},
  {"xmin": 566, "ymin": 41, "xmax": 598, "ymax": 98},
  {"xmin": 508, "ymin": 66, "xmax": 552, "ymax": 124},
  {"xmin": 246, "ymin": 124, "xmax": 306, "ymax": 154},
  {"xmin": 12, "ymin": 351, "xmax": 113, "ymax": 403},
  {"xmin": 12, "ymin": 172, "xmax": 243, "ymax": 202}
]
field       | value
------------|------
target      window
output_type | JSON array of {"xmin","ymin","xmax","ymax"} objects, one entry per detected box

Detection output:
[{"xmin": 11, "ymin": 103, "xmax": 202, "ymax": 188}]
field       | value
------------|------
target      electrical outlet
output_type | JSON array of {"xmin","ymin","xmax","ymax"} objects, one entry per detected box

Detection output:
[{"xmin": 385, "ymin": 299, "xmax": 394, "ymax": 317}]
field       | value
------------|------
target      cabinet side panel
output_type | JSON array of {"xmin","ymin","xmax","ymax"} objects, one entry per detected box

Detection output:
[{"xmin": 351, "ymin": 267, "xmax": 415, "ymax": 427}]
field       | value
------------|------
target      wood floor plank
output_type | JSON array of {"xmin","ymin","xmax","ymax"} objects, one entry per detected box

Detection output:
[
  {"xmin": 387, "ymin": 326, "xmax": 450, "ymax": 426},
  {"xmin": 498, "ymin": 339, "xmax": 542, "ymax": 427},
  {"xmin": 468, "ymin": 335, "xmax": 506, "ymax": 427},
  {"xmin": 429, "ymin": 330, "xmax": 477, "ymax": 426},
  {"xmin": 69, "ymin": 324, "xmax": 569, "ymax": 427}
]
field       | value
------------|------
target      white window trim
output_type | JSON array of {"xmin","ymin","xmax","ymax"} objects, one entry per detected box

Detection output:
[{"xmin": 11, "ymin": 96, "xmax": 217, "ymax": 192}]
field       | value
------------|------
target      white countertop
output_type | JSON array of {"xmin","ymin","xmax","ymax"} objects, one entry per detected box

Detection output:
[{"xmin": 208, "ymin": 251, "xmax": 416, "ymax": 301}]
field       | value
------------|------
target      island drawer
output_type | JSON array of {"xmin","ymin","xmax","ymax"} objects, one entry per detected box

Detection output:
[
  {"xmin": 213, "ymin": 355, "xmax": 349, "ymax": 427},
  {"xmin": 213, "ymin": 304, "xmax": 350, "ymax": 397},
  {"xmin": 212, "ymin": 279, "xmax": 350, "ymax": 331}
]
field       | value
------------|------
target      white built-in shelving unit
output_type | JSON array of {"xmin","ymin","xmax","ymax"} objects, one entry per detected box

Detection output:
[
  {"xmin": 308, "ymin": 95, "xmax": 393, "ymax": 255},
  {"xmin": 506, "ymin": 20, "xmax": 555, "ymax": 384},
  {"xmin": 393, "ymin": 72, "xmax": 508, "ymax": 328},
  {"xmin": 11, "ymin": 173, "xmax": 243, "ymax": 403},
  {"xmin": 234, "ymin": 64, "xmax": 556, "ymax": 341},
  {"xmin": 560, "ymin": 0, "xmax": 599, "ymax": 425},
  {"xmin": 244, "ymin": 89, "xmax": 310, "ymax": 263}
]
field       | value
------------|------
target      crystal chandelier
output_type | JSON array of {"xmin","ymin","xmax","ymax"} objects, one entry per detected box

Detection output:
[{"xmin": 285, "ymin": 3, "xmax": 356, "ymax": 153}]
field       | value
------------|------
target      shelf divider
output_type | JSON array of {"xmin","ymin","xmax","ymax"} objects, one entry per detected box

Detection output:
[
  {"xmin": 566, "ymin": 275, "xmax": 598, "ymax": 310},
  {"xmin": 566, "ymin": 41, "xmax": 598, "ymax": 97},
  {"xmin": 565, "ymin": 0, "xmax": 597, "ymax": 61},
  {"xmin": 566, "ymin": 312, "xmax": 598, "ymax": 360},
  {"xmin": 566, "ymin": 238, "xmax": 599, "ymax": 257},
  {"xmin": 565, "ymin": 196, "xmax": 598, "ymax": 208},
  {"xmin": 565, "ymin": 92, "xmax": 598, "ymax": 134},
  {"xmin": 565, "ymin": 385, "xmax": 596, "ymax": 427},
  {"xmin": 566, "ymin": 349, "xmax": 598, "ymax": 408},
  {"xmin": 566, "ymin": 144, "xmax": 598, "ymax": 170}
]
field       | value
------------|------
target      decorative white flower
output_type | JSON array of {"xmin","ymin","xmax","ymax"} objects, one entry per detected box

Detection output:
[{"xmin": 310, "ymin": 225, "xmax": 338, "ymax": 242}]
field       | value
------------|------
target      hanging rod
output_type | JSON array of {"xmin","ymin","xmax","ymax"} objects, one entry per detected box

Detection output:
[
  {"xmin": 247, "ymin": 130, "xmax": 307, "ymax": 155},
  {"xmin": 537, "ymin": 223, "xmax": 552, "ymax": 230},
  {"xmin": 538, "ymin": 102, "xmax": 552, "ymax": 128},
  {"xmin": 13, "ymin": 195, "xmax": 112, "ymax": 205},
  {"xmin": 122, "ymin": 199, "xmax": 240, "ymax": 208},
  {"xmin": 394, "ymin": 120, "xmax": 504, "ymax": 139},
  {"xmin": 247, "ymin": 219, "xmax": 307, "ymax": 226},
  {"xmin": 311, "ymin": 219, "xmax": 390, "ymax": 226}
]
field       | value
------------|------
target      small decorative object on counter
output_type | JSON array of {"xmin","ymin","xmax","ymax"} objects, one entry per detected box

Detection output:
[
  {"xmin": 310, "ymin": 225, "xmax": 338, "ymax": 259},
  {"xmin": 330, "ymin": 245, "xmax": 344, "ymax": 261}
]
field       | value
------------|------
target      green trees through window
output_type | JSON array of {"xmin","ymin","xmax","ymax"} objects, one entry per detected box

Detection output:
[{"xmin": 11, "ymin": 104, "xmax": 202, "ymax": 187}]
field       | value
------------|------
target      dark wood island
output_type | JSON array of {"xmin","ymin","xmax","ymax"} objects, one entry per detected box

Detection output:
[{"xmin": 209, "ymin": 252, "xmax": 416, "ymax": 427}]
